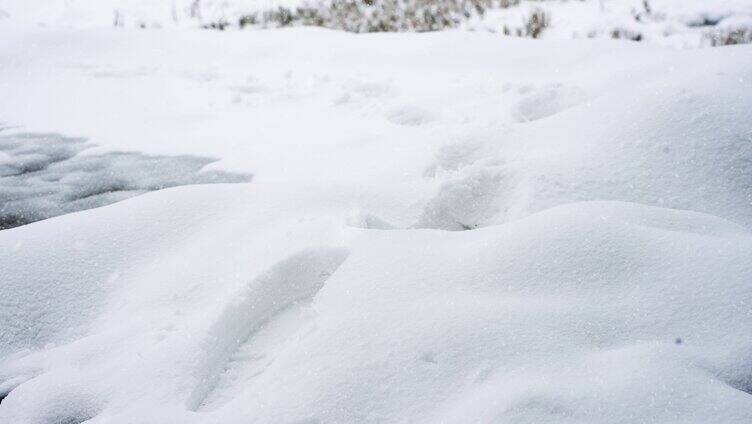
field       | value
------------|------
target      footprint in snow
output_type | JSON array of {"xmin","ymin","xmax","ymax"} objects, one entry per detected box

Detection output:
[
  {"xmin": 386, "ymin": 105, "xmax": 436, "ymax": 127},
  {"xmin": 512, "ymin": 83, "xmax": 589, "ymax": 123}
]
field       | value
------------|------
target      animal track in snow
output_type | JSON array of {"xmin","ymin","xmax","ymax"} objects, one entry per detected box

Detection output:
[
  {"xmin": 512, "ymin": 84, "xmax": 589, "ymax": 122},
  {"xmin": 334, "ymin": 78, "xmax": 397, "ymax": 106},
  {"xmin": 419, "ymin": 137, "xmax": 520, "ymax": 231},
  {"xmin": 350, "ymin": 80, "xmax": 395, "ymax": 98},
  {"xmin": 187, "ymin": 247, "xmax": 349, "ymax": 411},
  {"xmin": 231, "ymin": 77, "xmax": 269, "ymax": 95},
  {"xmin": 386, "ymin": 105, "xmax": 435, "ymax": 126},
  {"xmin": 345, "ymin": 211, "xmax": 396, "ymax": 230},
  {"xmin": 423, "ymin": 137, "xmax": 492, "ymax": 178},
  {"xmin": 415, "ymin": 83, "xmax": 589, "ymax": 231},
  {"xmin": 416, "ymin": 164, "xmax": 510, "ymax": 231},
  {"xmin": 88, "ymin": 66, "xmax": 157, "ymax": 79}
]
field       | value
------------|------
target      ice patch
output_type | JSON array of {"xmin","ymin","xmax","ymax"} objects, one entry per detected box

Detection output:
[{"xmin": 0, "ymin": 131, "xmax": 251, "ymax": 230}]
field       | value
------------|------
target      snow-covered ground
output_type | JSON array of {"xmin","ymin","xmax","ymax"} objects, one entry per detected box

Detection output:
[{"xmin": 1, "ymin": 1, "xmax": 752, "ymax": 423}]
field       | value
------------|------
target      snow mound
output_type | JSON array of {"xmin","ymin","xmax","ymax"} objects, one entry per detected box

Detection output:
[
  {"xmin": 1, "ymin": 196, "xmax": 752, "ymax": 423},
  {"xmin": 419, "ymin": 44, "xmax": 752, "ymax": 230},
  {"xmin": 502, "ymin": 56, "xmax": 752, "ymax": 226}
]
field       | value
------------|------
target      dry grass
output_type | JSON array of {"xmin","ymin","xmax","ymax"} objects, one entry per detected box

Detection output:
[
  {"xmin": 705, "ymin": 27, "xmax": 752, "ymax": 46},
  {"xmin": 502, "ymin": 7, "xmax": 550, "ymax": 39},
  {"xmin": 208, "ymin": 0, "xmax": 531, "ymax": 33}
]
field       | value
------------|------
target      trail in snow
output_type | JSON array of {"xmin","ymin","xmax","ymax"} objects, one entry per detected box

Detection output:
[{"xmin": 187, "ymin": 247, "xmax": 349, "ymax": 410}]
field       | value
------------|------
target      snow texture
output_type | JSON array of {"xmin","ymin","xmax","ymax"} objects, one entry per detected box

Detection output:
[{"xmin": 0, "ymin": 3, "xmax": 751, "ymax": 423}]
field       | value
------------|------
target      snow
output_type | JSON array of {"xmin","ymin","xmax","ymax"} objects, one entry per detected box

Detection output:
[
  {"xmin": 3, "ymin": 192, "xmax": 752, "ymax": 422},
  {"xmin": 1, "ymin": 2, "xmax": 752, "ymax": 423}
]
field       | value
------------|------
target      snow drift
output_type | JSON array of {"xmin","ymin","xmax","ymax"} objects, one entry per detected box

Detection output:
[{"xmin": 3, "ymin": 191, "xmax": 752, "ymax": 423}]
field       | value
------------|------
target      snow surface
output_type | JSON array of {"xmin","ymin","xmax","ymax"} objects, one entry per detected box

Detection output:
[{"xmin": 1, "ymin": 5, "xmax": 752, "ymax": 424}]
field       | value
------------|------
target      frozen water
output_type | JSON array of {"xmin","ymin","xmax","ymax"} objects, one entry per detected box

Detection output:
[{"xmin": 0, "ymin": 131, "xmax": 251, "ymax": 230}]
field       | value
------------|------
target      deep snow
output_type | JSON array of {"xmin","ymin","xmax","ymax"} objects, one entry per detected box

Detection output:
[{"xmin": 1, "ymin": 5, "xmax": 752, "ymax": 424}]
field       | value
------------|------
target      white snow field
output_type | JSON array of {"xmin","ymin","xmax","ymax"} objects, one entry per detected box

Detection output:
[{"xmin": 2, "ymin": 6, "xmax": 752, "ymax": 424}]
